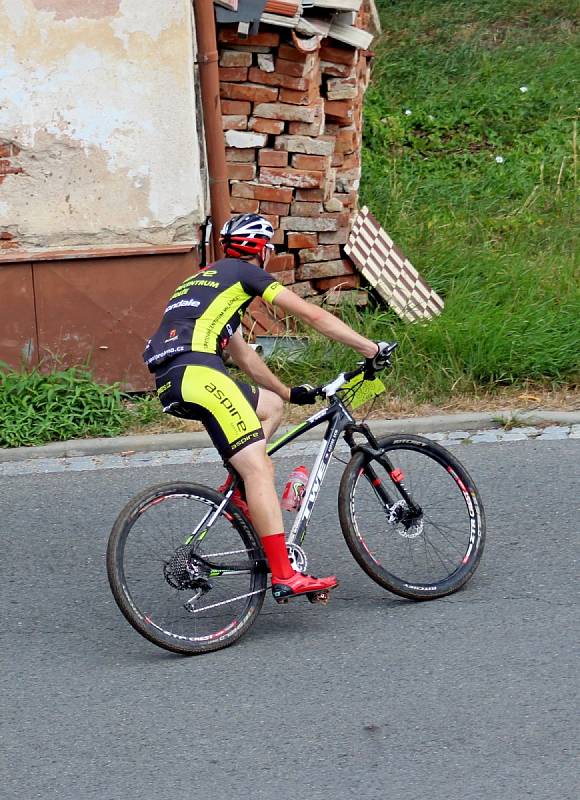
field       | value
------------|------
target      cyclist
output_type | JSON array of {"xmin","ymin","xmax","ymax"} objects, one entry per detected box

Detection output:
[{"xmin": 144, "ymin": 213, "xmax": 387, "ymax": 603}]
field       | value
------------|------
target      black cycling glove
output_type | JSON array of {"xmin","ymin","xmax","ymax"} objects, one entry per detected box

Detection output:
[
  {"xmin": 364, "ymin": 341, "xmax": 393, "ymax": 376},
  {"xmin": 289, "ymin": 384, "xmax": 318, "ymax": 405}
]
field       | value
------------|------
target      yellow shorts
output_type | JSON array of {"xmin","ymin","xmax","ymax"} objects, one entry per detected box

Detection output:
[{"xmin": 155, "ymin": 355, "xmax": 263, "ymax": 460}]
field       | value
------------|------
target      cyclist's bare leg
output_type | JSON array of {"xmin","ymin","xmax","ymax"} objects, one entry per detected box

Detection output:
[
  {"xmin": 228, "ymin": 440, "xmax": 338, "ymax": 600},
  {"xmin": 228, "ymin": 439, "xmax": 283, "ymax": 537},
  {"xmin": 255, "ymin": 389, "xmax": 283, "ymax": 441}
]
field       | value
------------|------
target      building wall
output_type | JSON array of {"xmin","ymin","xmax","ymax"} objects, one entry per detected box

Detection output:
[{"xmin": 0, "ymin": 0, "xmax": 206, "ymax": 254}]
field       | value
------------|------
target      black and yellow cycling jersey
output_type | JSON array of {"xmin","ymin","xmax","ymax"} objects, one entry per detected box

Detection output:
[
  {"xmin": 144, "ymin": 257, "xmax": 285, "ymax": 460},
  {"xmin": 143, "ymin": 257, "xmax": 284, "ymax": 372},
  {"xmin": 155, "ymin": 355, "xmax": 263, "ymax": 459}
]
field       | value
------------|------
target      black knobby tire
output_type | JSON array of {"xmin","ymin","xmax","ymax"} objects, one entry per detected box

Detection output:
[
  {"xmin": 338, "ymin": 434, "xmax": 486, "ymax": 600},
  {"xmin": 106, "ymin": 482, "xmax": 267, "ymax": 655}
]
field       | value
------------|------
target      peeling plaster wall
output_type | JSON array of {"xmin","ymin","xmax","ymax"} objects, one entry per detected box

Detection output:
[{"xmin": 0, "ymin": 0, "xmax": 205, "ymax": 252}]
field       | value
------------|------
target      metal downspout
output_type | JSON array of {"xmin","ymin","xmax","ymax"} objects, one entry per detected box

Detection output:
[{"xmin": 193, "ymin": 0, "xmax": 230, "ymax": 258}]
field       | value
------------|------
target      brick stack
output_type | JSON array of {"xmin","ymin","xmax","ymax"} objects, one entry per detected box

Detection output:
[{"xmin": 217, "ymin": 22, "xmax": 373, "ymax": 330}]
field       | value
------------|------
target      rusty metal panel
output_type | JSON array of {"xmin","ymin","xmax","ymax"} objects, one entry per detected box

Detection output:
[
  {"xmin": 33, "ymin": 251, "xmax": 199, "ymax": 390},
  {"xmin": 0, "ymin": 263, "xmax": 38, "ymax": 369}
]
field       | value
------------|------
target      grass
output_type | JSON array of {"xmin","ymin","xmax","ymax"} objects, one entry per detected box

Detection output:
[
  {"xmin": 0, "ymin": 365, "xmax": 157, "ymax": 448},
  {"xmin": 346, "ymin": 0, "xmax": 579, "ymax": 401}
]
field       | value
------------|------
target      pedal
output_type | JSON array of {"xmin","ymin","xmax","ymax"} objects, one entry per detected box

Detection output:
[{"xmin": 307, "ymin": 590, "xmax": 330, "ymax": 605}]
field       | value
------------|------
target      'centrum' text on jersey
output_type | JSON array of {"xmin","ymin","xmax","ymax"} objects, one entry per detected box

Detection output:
[{"xmin": 143, "ymin": 258, "xmax": 284, "ymax": 372}]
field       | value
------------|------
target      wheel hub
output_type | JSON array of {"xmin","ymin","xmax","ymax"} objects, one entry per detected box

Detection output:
[
  {"xmin": 164, "ymin": 544, "xmax": 212, "ymax": 591},
  {"xmin": 386, "ymin": 500, "xmax": 424, "ymax": 539}
]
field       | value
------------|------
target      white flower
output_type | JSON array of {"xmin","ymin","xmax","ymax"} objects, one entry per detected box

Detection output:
[
  {"xmin": 404, "ymin": 109, "xmax": 412, "ymax": 116},
  {"xmin": 520, "ymin": 86, "xmax": 528, "ymax": 93},
  {"xmin": 495, "ymin": 156, "xmax": 504, "ymax": 164},
  {"xmin": 428, "ymin": 114, "xmax": 435, "ymax": 121}
]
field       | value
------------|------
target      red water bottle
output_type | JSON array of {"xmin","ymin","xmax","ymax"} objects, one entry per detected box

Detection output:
[{"xmin": 281, "ymin": 465, "xmax": 309, "ymax": 512}]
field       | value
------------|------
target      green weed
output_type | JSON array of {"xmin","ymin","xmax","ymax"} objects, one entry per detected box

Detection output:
[{"xmin": 0, "ymin": 365, "xmax": 128, "ymax": 448}]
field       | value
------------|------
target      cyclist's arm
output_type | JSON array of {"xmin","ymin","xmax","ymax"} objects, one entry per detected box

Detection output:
[
  {"xmin": 272, "ymin": 288, "xmax": 378, "ymax": 358},
  {"xmin": 225, "ymin": 330, "xmax": 291, "ymax": 401}
]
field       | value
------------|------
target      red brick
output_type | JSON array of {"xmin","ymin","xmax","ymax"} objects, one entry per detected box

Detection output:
[
  {"xmin": 226, "ymin": 147, "xmax": 256, "ymax": 162},
  {"xmin": 267, "ymin": 253, "xmax": 295, "ymax": 271},
  {"xmin": 274, "ymin": 71, "xmax": 319, "ymax": 93},
  {"xmin": 260, "ymin": 201, "xmax": 290, "ymax": 216},
  {"xmin": 296, "ymin": 260, "xmax": 353, "ymax": 280},
  {"xmin": 326, "ymin": 77, "xmax": 358, "ymax": 100},
  {"xmin": 287, "ymin": 115, "xmax": 325, "ymax": 136},
  {"xmin": 287, "ymin": 232, "xmax": 318, "ymax": 249},
  {"xmin": 294, "ymin": 188, "xmax": 325, "ymax": 202},
  {"xmin": 291, "ymin": 154, "xmax": 331, "ymax": 171},
  {"xmin": 341, "ymin": 153, "xmax": 360, "ymax": 170},
  {"xmin": 299, "ymin": 245, "xmax": 341, "ymax": 263},
  {"xmin": 219, "ymin": 29, "xmax": 280, "ymax": 48},
  {"xmin": 260, "ymin": 214, "xmax": 279, "ymax": 230},
  {"xmin": 280, "ymin": 216, "xmax": 338, "ymax": 232},
  {"xmin": 219, "ymin": 67, "xmax": 249, "ymax": 82},
  {"xmin": 319, "ymin": 44, "xmax": 358, "ymax": 66},
  {"xmin": 274, "ymin": 135, "xmax": 335, "ymax": 156},
  {"xmin": 278, "ymin": 44, "xmax": 311, "ymax": 63},
  {"xmin": 222, "ymin": 115, "xmax": 248, "ymax": 131},
  {"xmin": 248, "ymin": 67, "xmax": 319, "ymax": 92},
  {"xmin": 334, "ymin": 126, "xmax": 358, "ymax": 154},
  {"xmin": 227, "ymin": 163, "xmax": 256, "ymax": 180},
  {"xmin": 279, "ymin": 85, "xmax": 319, "ymax": 106},
  {"xmin": 230, "ymin": 196, "xmax": 260, "ymax": 213},
  {"xmin": 333, "ymin": 191, "xmax": 357, "ymax": 208},
  {"xmin": 291, "ymin": 281, "xmax": 317, "ymax": 298},
  {"xmin": 331, "ymin": 153, "xmax": 345, "ymax": 168},
  {"xmin": 290, "ymin": 201, "xmax": 323, "ymax": 217},
  {"xmin": 220, "ymin": 50, "xmax": 253, "ymax": 68},
  {"xmin": 271, "ymin": 227, "xmax": 285, "ymax": 245},
  {"xmin": 260, "ymin": 167, "xmax": 325, "ymax": 189},
  {"xmin": 324, "ymin": 99, "xmax": 354, "ymax": 122},
  {"xmin": 259, "ymin": 149, "xmax": 289, "ymax": 167},
  {"xmin": 275, "ymin": 55, "xmax": 316, "ymax": 78},
  {"xmin": 0, "ymin": 231, "xmax": 14, "ymax": 240},
  {"xmin": 249, "ymin": 117, "xmax": 285, "ymax": 135},
  {"xmin": 320, "ymin": 60, "xmax": 352, "ymax": 78},
  {"xmin": 232, "ymin": 182, "xmax": 294, "ymax": 203},
  {"xmin": 220, "ymin": 82, "xmax": 278, "ymax": 103},
  {"xmin": 0, "ymin": 145, "xmax": 11, "ymax": 158},
  {"xmin": 253, "ymin": 100, "xmax": 323, "ymax": 124},
  {"xmin": 319, "ymin": 229, "xmax": 350, "ymax": 244},
  {"xmin": 314, "ymin": 275, "xmax": 360, "ymax": 291},
  {"xmin": 271, "ymin": 269, "xmax": 295, "ymax": 286},
  {"xmin": 221, "ymin": 99, "xmax": 252, "ymax": 115}
]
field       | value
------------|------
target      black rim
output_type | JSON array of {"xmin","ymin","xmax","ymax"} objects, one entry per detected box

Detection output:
[
  {"xmin": 349, "ymin": 444, "xmax": 483, "ymax": 593},
  {"xmin": 113, "ymin": 489, "xmax": 265, "ymax": 647}
]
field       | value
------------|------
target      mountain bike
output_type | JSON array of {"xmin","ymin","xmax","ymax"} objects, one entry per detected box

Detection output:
[{"xmin": 107, "ymin": 343, "xmax": 486, "ymax": 655}]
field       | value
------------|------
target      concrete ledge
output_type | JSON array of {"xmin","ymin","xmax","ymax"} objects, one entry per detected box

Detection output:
[{"xmin": 1, "ymin": 408, "xmax": 578, "ymax": 464}]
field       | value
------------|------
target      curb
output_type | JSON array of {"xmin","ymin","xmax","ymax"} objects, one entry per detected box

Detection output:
[{"xmin": 1, "ymin": 409, "xmax": 579, "ymax": 464}]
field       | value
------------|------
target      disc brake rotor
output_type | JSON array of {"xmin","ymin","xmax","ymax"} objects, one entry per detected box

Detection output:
[{"xmin": 386, "ymin": 500, "xmax": 424, "ymax": 539}]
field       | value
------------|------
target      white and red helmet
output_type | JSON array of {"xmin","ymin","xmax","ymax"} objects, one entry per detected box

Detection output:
[{"xmin": 220, "ymin": 214, "xmax": 274, "ymax": 261}]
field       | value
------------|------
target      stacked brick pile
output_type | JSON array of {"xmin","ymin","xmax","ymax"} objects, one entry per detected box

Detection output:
[{"xmin": 216, "ymin": 21, "xmax": 373, "ymax": 333}]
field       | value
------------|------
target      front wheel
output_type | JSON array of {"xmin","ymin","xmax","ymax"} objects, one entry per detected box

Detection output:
[
  {"xmin": 338, "ymin": 435, "xmax": 486, "ymax": 600},
  {"xmin": 107, "ymin": 482, "xmax": 267, "ymax": 655}
]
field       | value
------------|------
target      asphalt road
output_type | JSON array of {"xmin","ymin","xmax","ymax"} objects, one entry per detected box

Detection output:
[{"xmin": 1, "ymin": 438, "xmax": 578, "ymax": 800}]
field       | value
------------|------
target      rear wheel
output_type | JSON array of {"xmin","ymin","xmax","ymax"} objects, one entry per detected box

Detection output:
[
  {"xmin": 106, "ymin": 482, "xmax": 267, "ymax": 655},
  {"xmin": 338, "ymin": 435, "xmax": 485, "ymax": 599}
]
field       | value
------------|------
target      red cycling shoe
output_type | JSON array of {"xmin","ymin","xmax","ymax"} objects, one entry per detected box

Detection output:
[
  {"xmin": 271, "ymin": 571, "xmax": 338, "ymax": 604},
  {"xmin": 217, "ymin": 476, "xmax": 251, "ymax": 520}
]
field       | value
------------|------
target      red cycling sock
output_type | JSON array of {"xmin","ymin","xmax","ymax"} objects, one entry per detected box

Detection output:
[{"xmin": 260, "ymin": 533, "xmax": 294, "ymax": 580}]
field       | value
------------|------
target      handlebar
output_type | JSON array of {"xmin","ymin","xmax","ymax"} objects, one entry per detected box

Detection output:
[{"xmin": 313, "ymin": 341, "xmax": 398, "ymax": 399}]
